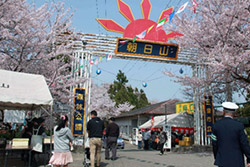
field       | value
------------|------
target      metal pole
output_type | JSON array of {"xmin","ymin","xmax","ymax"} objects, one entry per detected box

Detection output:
[
  {"xmin": 199, "ymin": 66, "xmax": 204, "ymax": 146},
  {"xmin": 165, "ymin": 104, "xmax": 167, "ymax": 128},
  {"xmin": 192, "ymin": 65, "xmax": 199, "ymax": 145},
  {"xmin": 50, "ymin": 105, "xmax": 53, "ymax": 156}
]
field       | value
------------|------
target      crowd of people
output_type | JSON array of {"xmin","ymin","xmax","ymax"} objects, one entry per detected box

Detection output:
[
  {"xmin": 9, "ymin": 101, "xmax": 250, "ymax": 167},
  {"xmin": 137, "ymin": 128, "xmax": 182, "ymax": 152}
]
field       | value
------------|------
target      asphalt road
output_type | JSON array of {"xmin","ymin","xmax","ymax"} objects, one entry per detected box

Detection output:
[
  {"xmin": 70, "ymin": 143, "xmax": 215, "ymax": 167},
  {"xmin": 0, "ymin": 143, "xmax": 214, "ymax": 167}
]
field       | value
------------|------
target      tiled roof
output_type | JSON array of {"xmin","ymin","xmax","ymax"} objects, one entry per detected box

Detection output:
[{"xmin": 116, "ymin": 99, "xmax": 180, "ymax": 118}]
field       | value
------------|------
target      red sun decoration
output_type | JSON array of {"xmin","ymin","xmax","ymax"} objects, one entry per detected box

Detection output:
[{"xmin": 96, "ymin": 0, "xmax": 183, "ymax": 43}]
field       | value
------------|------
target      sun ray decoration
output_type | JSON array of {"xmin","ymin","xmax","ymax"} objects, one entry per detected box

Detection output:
[
  {"xmin": 96, "ymin": 19, "xmax": 125, "ymax": 34},
  {"xmin": 157, "ymin": 7, "xmax": 174, "ymax": 23},
  {"xmin": 96, "ymin": 0, "xmax": 183, "ymax": 43},
  {"xmin": 141, "ymin": 0, "xmax": 151, "ymax": 20},
  {"xmin": 117, "ymin": 0, "xmax": 135, "ymax": 22}
]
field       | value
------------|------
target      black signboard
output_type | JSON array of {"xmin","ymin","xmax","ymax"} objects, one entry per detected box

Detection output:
[
  {"xmin": 115, "ymin": 38, "xmax": 179, "ymax": 60},
  {"xmin": 204, "ymin": 95, "xmax": 214, "ymax": 137},
  {"xmin": 72, "ymin": 88, "xmax": 86, "ymax": 136}
]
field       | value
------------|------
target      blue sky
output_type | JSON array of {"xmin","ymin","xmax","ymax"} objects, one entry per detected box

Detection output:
[{"xmin": 31, "ymin": 0, "xmax": 199, "ymax": 102}]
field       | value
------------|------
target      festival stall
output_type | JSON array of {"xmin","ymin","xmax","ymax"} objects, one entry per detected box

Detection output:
[
  {"xmin": 0, "ymin": 69, "xmax": 53, "ymax": 166},
  {"xmin": 0, "ymin": 69, "xmax": 53, "ymax": 110},
  {"xmin": 139, "ymin": 112, "xmax": 194, "ymax": 149},
  {"xmin": 139, "ymin": 112, "xmax": 194, "ymax": 134}
]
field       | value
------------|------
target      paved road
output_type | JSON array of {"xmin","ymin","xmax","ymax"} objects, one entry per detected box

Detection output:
[
  {"xmin": 70, "ymin": 143, "xmax": 215, "ymax": 167},
  {"xmin": 0, "ymin": 143, "xmax": 214, "ymax": 167}
]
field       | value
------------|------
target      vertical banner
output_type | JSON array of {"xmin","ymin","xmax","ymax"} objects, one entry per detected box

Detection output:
[
  {"xmin": 204, "ymin": 95, "xmax": 214, "ymax": 136},
  {"xmin": 72, "ymin": 88, "xmax": 86, "ymax": 136}
]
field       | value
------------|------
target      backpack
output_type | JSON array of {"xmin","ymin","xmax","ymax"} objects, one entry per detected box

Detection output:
[{"xmin": 159, "ymin": 131, "xmax": 167, "ymax": 144}]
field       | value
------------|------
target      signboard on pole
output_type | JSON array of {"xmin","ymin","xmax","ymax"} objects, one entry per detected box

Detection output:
[
  {"xmin": 204, "ymin": 95, "xmax": 214, "ymax": 136},
  {"xmin": 115, "ymin": 38, "xmax": 179, "ymax": 60},
  {"xmin": 72, "ymin": 88, "xmax": 86, "ymax": 136},
  {"xmin": 176, "ymin": 101, "xmax": 194, "ymax": 114}
]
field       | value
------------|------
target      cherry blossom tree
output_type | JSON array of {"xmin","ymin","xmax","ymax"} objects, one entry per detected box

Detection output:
[
  {"xmin": 0, "ymin": 0, "xmax": 83, "ymax": 103},
  {"xmin": 164, "ymin": 0, "xmax": 250, "ymax": 102},
  {"xmin": 90, "ymin": 83, "xmax": 134, "ymax": 118}
]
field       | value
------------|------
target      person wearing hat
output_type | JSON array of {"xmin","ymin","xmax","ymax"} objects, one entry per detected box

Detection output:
[
  {"xmin": 105, "ymin": 117, "xmax": 119, "ymax": 160},
  {"xmin": 211, "ymin": 102, "xmax": 250, "ymax": 167}
]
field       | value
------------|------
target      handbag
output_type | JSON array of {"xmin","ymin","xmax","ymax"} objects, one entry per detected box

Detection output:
[{"xmin": 31, "ymin": 125, "xmax": 43, "ymax": 152}]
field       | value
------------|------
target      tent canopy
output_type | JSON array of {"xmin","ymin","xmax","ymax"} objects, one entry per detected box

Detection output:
[
  {"xmin": 0, "ymin": 69, "xmax": 53, "ymax": 110},
  {"xmin": 139, "ymin": 112, "xmax": 194, "ymax": 129}
]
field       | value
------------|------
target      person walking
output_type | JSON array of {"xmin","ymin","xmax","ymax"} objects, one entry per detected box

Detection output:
[
  {"xmin": 158, "ymin": 127, "xmax": 167, "ymax": 155},
  {"xmin": 137, "ymin": 131, "xmax": 143, "ymax": 149},
  {"xmin": 143, "ymin": 129, "xmax": 151, "ymax": 150},
  {"xmin": 87, "ymin": 110, "xmax": 105, "ymax": 167},
  {"xmin": 105, "ymin": 117, "xmax": 119, "ymax": 160},
  {"xmin": 211, "ymin": 102, "xmax": 250, "ymax": 167},
  {"xmin": 49, "ymin": 115, "xmax": 74, "ymax": 167}
]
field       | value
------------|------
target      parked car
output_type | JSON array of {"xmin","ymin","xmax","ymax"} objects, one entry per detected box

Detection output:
[
  {"xmin": 117, "ymin": 137, "xmax": 125, "ymax": 149},
  {"xmin": 102, "ymin": 136, "xmax": 125, "ymax": 149}
]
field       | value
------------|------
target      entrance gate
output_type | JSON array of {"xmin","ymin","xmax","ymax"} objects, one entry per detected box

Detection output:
[{"xmin": 72, "ymin": 33, "xmax": 209, "ymax": 146}]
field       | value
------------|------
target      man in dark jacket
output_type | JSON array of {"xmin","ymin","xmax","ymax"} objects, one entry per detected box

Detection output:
[
  {"xmin": 158, "ymin": 127, "xmax": 167, "ymax": 155},
  {"xmin": 211, "ymin": 102, "xmax": 250, "ymax": 167},
  {"xmin": 87, "ymin": 110, "xmax": 104, "ymax": 167},
  {"xmin": 105, "ymin": 117, "xmax": 119, "ymax": 160}
]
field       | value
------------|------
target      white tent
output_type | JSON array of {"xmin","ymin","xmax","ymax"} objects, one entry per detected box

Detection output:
[
  {"xmin": 139, "ymin": 112, "xmax": 193, "ymax": 129},
  {"xmin": 0, "ymin": 69, "xmax": 53, "ymax": 110}
]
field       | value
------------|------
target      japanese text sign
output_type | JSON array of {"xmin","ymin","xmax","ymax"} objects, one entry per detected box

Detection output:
[
  {"xmin": 204, "ymin": 95, "xmax": 214, "ymax": 136},
  {"xmin": 115, "ymin": 38, "xmax": 179, "ymax": 60},
  {"xmin": 72, "ymin": 88, "xmax": 86, "ymax": 136},
  {"xmin": 176, "ymin": 101, "xmax": 194, "ymax": 114}
]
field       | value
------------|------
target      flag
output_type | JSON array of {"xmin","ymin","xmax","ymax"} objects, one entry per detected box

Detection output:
[
  {"xmin": 136, "ymin": 30, "xmax": 146, "ymax": 39},
  {"xmin": 192, "ymin": 0, "xmax": 198, "ymax": 13},
  {"xmin": 147, "ymin": 25, "xmax": 154, "ymax": 33},
  {"xmin": 94, "ymin": 58, "xmax": 99, "ymax": 65},
  {"xmin": 98, "ymin": 57, "xmax": 102, "ymax": 62},
  {"xmin": 89, "ymin": 59, "xmax": 94, "ymax": 65},
  {"xmin": 150, "ymin": 116, "xmax": 154, "ymax": 129},
  {"xmin": 169, "ymin": 11, "xmax": 175, "ymax": 23},
  {"xmin": 74, "ymin": 68, "xmax": 78, "ymax": 73},
  {"xmin": 79, "ymin": 65, "xmax": 84, "ymax": 68},
  {"xmin": 119, "ymin": 40, "xmax": 128, "ymax": 45},
  {"xmin": 176, "ymin": 2, "xmax": 189, "ymax": 14},
  {"xmin": 107, "ymin": 54, "xmax": 112, "ymax": 61},
  {"xmin": 132, "ymin": 36, "xmax": 137, "ymax": 43},
  {"xmin": 156, "ymin": 17, "xmax": 166, "ymax": 28}
]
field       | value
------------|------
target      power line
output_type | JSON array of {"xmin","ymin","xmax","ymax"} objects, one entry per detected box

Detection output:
[{"xmin": 95, "ymin": 0, "xmax": 101, "ymax": 34}]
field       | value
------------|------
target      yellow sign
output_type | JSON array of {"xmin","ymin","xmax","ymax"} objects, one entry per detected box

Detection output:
[{"xmin": 176, "ymin": 101, "xmax": 194, "ymax": 114}]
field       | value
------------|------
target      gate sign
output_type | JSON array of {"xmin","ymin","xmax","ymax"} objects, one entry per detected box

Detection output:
[
  {"xmin": 115, "ymin": 38, "xmax": 179, "ymax": 60},
  {"xmin": 204, "ymin": 95, "xmax": 214, "ymax": 137},
  {"xmin": 72, "ymin": 88, "xmax": 86, "ymax": 136}
]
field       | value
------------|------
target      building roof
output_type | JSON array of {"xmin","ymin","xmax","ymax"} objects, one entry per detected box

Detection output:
[{"xmin": 116, "ymin": 99, "xmax": 180, "ymax": 118}]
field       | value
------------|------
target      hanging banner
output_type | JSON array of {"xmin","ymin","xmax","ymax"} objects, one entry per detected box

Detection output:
[
  {"xmin": 72, "ymin": 88, "xmax": 86, "ymax": 136},
  {"xmin": 176, "ymin": 101, "xmax": 194, "ymax": 114},
  {"xmin": 115, "ymin": 38, "xmax": 179, "ymax": 60},
  {"xmin": 204, "ymin": 95, "xmax": 214, "ymax": 137}
]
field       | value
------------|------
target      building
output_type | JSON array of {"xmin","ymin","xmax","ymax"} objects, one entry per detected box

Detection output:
[{"xmin": 115, "ymin": 99, "xmax": 180, "ymax": 139}]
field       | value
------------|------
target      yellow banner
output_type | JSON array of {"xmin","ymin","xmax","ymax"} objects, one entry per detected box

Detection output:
[{"xmin": 176, "ymin": 101, "xmax": 194, "ymax": 114}]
